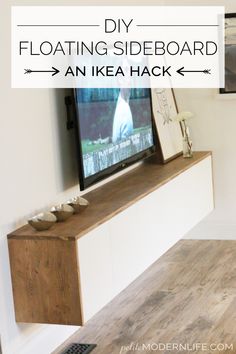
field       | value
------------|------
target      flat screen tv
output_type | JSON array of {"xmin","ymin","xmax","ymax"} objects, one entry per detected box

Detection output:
[{"xmin": 73, "ymin": 88, "xmax": 157, "ymax": 190}]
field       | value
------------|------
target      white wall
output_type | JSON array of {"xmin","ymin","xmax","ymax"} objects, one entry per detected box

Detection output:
[
  {"xmin": 1, "ymin": 4, "xmax": 84, "ymax": 353},
  {"xmin": 0, "ymin": 0, "xmax": 234, "ymax": 353},
  {"xmin": 176, "ymin": 89, "xmax": 236, "ymax": 239}
]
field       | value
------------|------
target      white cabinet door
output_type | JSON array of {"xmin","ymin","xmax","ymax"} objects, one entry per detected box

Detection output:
[
  {"xmin": 140, "ymin": 156, "xmax": 213, "ymax": 260},
  {"xmin": 77, "ymin": 221, "xmax": 113, "ymax": 322},
  {"xmin": 109, "ymin": 202, "xmax": 146, "ymax": 296}
]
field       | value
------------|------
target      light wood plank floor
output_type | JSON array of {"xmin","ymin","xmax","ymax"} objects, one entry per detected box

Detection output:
[{"xmin": 53, "ymin": 240, "xmax": 236, "ymax": 354}]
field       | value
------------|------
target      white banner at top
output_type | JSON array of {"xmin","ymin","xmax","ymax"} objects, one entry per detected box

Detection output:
[{"xmin": 12, "ymin": 6, "xmax": 225, "ymax": 88}]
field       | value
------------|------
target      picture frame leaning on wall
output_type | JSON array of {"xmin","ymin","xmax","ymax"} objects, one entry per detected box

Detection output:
[
  {"xmin": 151, "ymin": 88, "xmax": 183, "ymax": 163},
  {"xmin": 220, "ymin": 13, "xmax": 236, "ymax": 94}
]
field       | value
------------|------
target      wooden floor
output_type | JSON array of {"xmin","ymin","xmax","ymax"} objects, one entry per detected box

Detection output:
[{"xmin": 53, "ymin": 240, "xmax": 236, "ymax": 354}]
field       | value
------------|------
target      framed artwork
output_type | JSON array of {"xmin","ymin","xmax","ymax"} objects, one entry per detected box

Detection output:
[
  {"xmin": 151, "ymin": 88, "xmax": 183, "ymax": 163},
  {"xmin": 220, "ymin": 13, "xmax": 236, "ymax": 94}
]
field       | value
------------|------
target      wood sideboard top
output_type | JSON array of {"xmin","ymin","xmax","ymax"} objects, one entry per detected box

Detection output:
[{"xmin": 8, "ymin": 151, "xmax": 211, "ymax": 241}]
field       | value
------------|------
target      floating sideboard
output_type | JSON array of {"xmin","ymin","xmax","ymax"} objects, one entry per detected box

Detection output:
[{"xmin": 7, "ymin": 151, "xmax": 214, "ymax": 326}]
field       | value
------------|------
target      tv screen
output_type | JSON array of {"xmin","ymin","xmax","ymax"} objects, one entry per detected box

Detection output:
[{"xmin": 74, "ymin": 88, "xmax": 156, "ymax": 190}]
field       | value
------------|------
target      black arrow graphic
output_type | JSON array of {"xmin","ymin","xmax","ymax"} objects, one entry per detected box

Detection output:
[
  {"xmin": 177, "ymin": 67, "xmax": 211, "ymax": 76},
  {"xmin": 24, "ymin": 67, "xmax": 60, "ymax": 76}
]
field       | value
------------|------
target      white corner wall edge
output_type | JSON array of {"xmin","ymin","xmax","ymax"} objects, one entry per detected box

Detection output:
[
  {"xmin": 184, "ymin": 222, "xmax": 236, "ymax": 240},
  {"xmin": 78, "ymin": 155, "xmax": 214, "ymax": 323}
]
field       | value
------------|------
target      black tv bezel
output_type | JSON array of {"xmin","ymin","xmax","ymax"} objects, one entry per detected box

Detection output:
[{"xmin": 73, "ymin": 88, "xmax": 157, "ymax": 190}]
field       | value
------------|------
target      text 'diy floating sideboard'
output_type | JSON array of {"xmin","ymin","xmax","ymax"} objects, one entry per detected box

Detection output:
[{"xmin": 7, "ymin": 151, "xmax": 214, "ymax": 326}]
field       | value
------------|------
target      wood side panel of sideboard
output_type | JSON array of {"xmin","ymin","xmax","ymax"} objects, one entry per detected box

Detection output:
[{"xmin": 8, "ymin": 238, "xmax": 83, "ymax": 325}]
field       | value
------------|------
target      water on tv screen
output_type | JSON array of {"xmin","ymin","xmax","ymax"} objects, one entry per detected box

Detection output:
[{"xmin": 75, "ymin": 88, "xmax": 155, "ymax": 183}]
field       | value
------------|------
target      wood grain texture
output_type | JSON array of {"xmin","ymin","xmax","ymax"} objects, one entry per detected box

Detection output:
[
  {"xmin": 8, "ymin": 238, "xmax": 83, "ymax": 325},
  {"xmin": 53, "ymin": 240, "xmax": 236, "ymax": 354},
  {"xmin": 8, "ymin": 151, "xmax": 211, "ymax": 241}
]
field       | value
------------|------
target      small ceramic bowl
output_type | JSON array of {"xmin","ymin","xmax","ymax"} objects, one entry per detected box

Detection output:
[
  {"xmin": 28, "ymin": 212, "xmax": 57, "ymax": 231},
  {"xmin": 51, "ymin": 204, "xmax": 74, "ymax": 222},
  {"xmin": 67, "ymin": 196, "xmax": 89, "ymax": 214}
]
